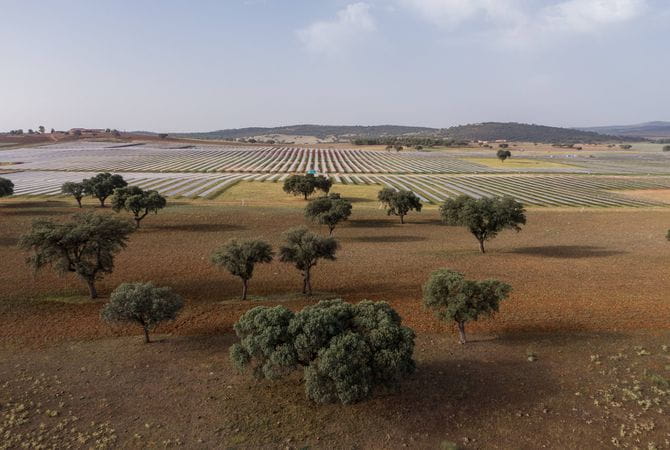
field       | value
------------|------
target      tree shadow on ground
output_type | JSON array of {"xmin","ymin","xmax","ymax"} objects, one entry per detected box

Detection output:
[
  {"xmin": 348, "ymin": 219, "xmax": 397, "ymax": 228},
  {"xmin": 1, "ymin": 208, "xmax": 71, "ymax": 217},
  {"xmin": 0, "ymin": 236, "xmax": 18, "ymax": 247},
  {"xmin": 0, "ymin": 200, "xmax": 70, "ymax": 209},
  {"xmin": 506, "ymin": 245, "xmax": 626, "ymax": 259},
  {"xmin": 148, "ymin": 223, "xmax": 246, "ymax": 233},
  {"xmin": 350, "ymin": 235, "xmax": 427, "ymax": 243}
]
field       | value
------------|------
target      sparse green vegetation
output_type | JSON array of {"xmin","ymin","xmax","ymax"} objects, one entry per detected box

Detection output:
[
  {"xmin": 304, "ymin": 193, "xmax": 353, "ymax": 235},
  {"xmin": 111, "ymin": 186, "xmax": 167, "ymax": 228},
  {"xmin": 0, "ymin": 176, "xmax": 14, "ymax": 197},
  {"xmin": 18, "ymin": 212, "xmax": 135, "ymax": 299},
  {"xmin": 440, "ymin": 195, "xmax": 526, "ymax": 253},
  {"xmin": 211, "ymin": 239, "xmax": 274, "ymax": 300},
  {"xmin": 229, "ymin": 299, "xmax": 415, "ymax": 404},
  {"xmin": 423, "ymin": 269, "xmax": 511, "ymax": 344},
  {"xmin": 378, "ymin": 188, "xmax": 422, "ymax": 224},
  {"xmin": 279, "ymin": 227, "xmax": 338, "ymax": 295},
  {"xmin": 101, "ymin": 282, "xmax": 184, "ymax": 343}
]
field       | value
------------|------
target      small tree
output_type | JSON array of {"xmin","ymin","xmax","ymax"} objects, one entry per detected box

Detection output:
[
  {"xmin": 101, "ymin": 282, "xmax": 184, "ymax": 343},
  {"xmin": 279, "ymin": 227, "xmax": 338, "ymax": 295},
  {"xmin": 38, "ymin": 125, "xmax": 45, "ymax": 134},
  {"xmin": 620, "ymin": 144, "xmax": 633, "ymax": 150},
  {"xmin": 423, "ymin": 269, "xmax": 511, "ymax": 344},
  {"xmin": 61, "ymin": 181, "xmax": 86, "ymax": 207},
  {"xmin": 305, "ymin": 193, "xmax": 353, "ymax": 235},
  {"xmin": 496, "ymin": 149, "xmax": 512, "ymax": 162},
  {"xmin": 0, "ymin": 177, "xmax": 14, "ymax": 197},
  {"xmin": 283, "ymin": 174, "xmax": 332, "ymax": 200},
  {"xmin": 18, "ymin": 213, "xmax": 135, "ymax": 299},
  {"xmin": 499, "ymin": 143, "xmax": 509, "ymax": 148},
  {"xmin": 158, "ymin": 133, "xmax": 168, "ymax": 139},
  {"xmin": 211, "ymin": 239, "xmax": 274, "ymax": 300},
  {"xmin": 314, "ymin": 175, "xmax": 333, "ymax": 195},
  {"xmin": 440, "ymin": 195, "xmax": 526, "ymax": 253},
  {"xmin": 83, "ymin": 172, "xmax": 127, "ymax": 207},
  {"xmin": 283, "ymin": 174, "xmax": 316, "ymax": 200},
  {"xmin": 111, "ymin": 186, "xmax": 166, "ymax": 228},
  {"xmin": 377, "ymin": 188, "xmax": 422, "ymax": 224},
  {"xmin": 230, "ymin": 299, "xmax": 415, "ymax": 404},
  {"xmin": 394, "ymin": 145, "xmax": 403, "ymax": 152}
]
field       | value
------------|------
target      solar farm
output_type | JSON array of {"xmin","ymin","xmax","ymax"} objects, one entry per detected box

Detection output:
[{"xmin": 2, "ymin": 141, "xmax": 669, "ymax": 207}]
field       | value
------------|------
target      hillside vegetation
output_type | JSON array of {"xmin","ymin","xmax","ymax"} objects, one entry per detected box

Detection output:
[
  {"xmin": 578, "ymin": 121, "xmax": 670, "ymax": 139},
  {"xmin": 168, "ymin": 122, "xmax": 628, "ymax": 144}
]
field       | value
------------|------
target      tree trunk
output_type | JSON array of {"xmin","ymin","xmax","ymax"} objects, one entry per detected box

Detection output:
[
  {"xmin": 304, "ymin": 270, "xmax": 312, "ymax": 296},
  {"xmin": 134, "ymin": 218, "xmax": 141, "ymax": 228},
  {"xmin": 99, "ymin": 197, "xmax": 106, "ymax": 207},
  {"xmin": 400, "ymin": 214, "xmax": 405, "ymax": 224},
  {"xmin": 329, "ymin": 226, "xmax": 334, "ymax": 236},
  {"xmin": 478, "ymin": 239, "xmax": 486, "ymax": 254},
  {"xmin": 76, "ymin": 197, "xmax": 82, "ymax": 208},
  {"xmin": 242, "ymin": 279, "xmax": 248, "ymax": 300},
  {"xmin": 86, "ymin": 279, "xmax": 98, "ymax": 299},
  {"xmin": 143, "ymin": 325, "xmax": 151, "ymax": 343},
  {"xmin": 302, "ymin": 273, "xmax": 307, "ymax": 294},
  {"xmin": 457, "ymin": 321, "xmax": 467, "ymax": 344}
]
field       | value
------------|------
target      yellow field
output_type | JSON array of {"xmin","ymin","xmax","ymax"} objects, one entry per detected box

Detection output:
[
  {"xmin": 463, "ymin": 157, "xmax": 577, "ymax": 169},
  {"xmin": 213, "ymin": 180, "xmax": 383, "ymax": 206}
]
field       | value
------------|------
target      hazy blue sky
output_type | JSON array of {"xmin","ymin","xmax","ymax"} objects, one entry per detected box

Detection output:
[{"xmin": 1, "ymin": 0, "xmax": 668, "ymax": 132}]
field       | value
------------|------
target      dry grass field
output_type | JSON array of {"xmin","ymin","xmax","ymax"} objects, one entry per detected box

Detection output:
[{"xmin": 1, "ymin": 194, "xmax": 669, "ymax": 448}]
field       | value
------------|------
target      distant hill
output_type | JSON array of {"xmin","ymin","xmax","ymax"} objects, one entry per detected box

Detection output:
[
  {"xmin": 444, "ymin": 122, "xmax": 625, "ymax": 143},
  {"xmin": 166, "ymin": 122, "xmax": 627, "ymax": 144},
  {"xmin": 577, "ymin": 121, "xmax": 670, "ymax": 139},
  {"xmin": 172, "ymin": 125, "xmax": 437, "ymax": 141}
]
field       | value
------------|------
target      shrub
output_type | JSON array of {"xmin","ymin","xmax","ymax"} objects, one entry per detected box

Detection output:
[
  {"xmin": 0, "ymin": 177, "xmax": 14, "ymax": 197},
  {"xmin": 662, "ymin": 145, "xmax": 670, "ymax": 152},
  {"xmin": 496, "ymin": 149, "xmax": 512, "ymax": 162},
  {"xmin": 423, "ymin": 269, "xmax": 511, "ymax": 344},
  {"xmin": 230, "ymin": 299, "xmax": 415, "ymax": 404},
  {"xmin": 101, "ymin": 282, "xmax": 184, "ymax": 343},
  {"xmin": 211, "ymin": 239, "xmax": 274, "ymax": 300}
]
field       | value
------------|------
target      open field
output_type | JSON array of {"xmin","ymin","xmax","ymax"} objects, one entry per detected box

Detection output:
[
  {"xmin": 1, "ymin": 140, "xmax": 670, "ymax": 449},
  {"xmin": 462, "ymin": 157, "xmax": 578, "ymax": 169},
  {"xmin": 1, "ymin": 198, "xmax": 669, "ymax": 448}
]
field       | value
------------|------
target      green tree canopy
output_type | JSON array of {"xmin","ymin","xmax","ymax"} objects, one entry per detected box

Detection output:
[
  {"xmin": 496, "ymin": 149, "xmax": 512, "ymax": 162},
  {"xmin": 83, "ymin": 172, "xmax": 127, "ymax": 207},
  {"xmin": 0, "ymin": 177, "xmax": 14, "ymax": 197},
  {"xmin": 283, "ymin": 174, "xmax": 332, "ymax": 200},
  {"xmin": 111, "ymin": 186, "xmax": 167, "ymax": 228},
  {"xmin": 211, "ymin": 239, "xmax": 274, "ymax": 300},
  {"xmin": 101, "ymin": 282, "xmax": 184, "ymax": 343},
  {"xmin": 440, "ymin": 195, "xmax": 526, "ymax": 253},
  {"xmin": 279, "ymin": 226, "xmax": 338, "ymax": 295},
  {"xmin": 230, "ymin": 299, "xmax": 415, "ymax": 404},
  {"xmin": 423, "ymin": 269, "xmax": 511, "ymax": 344},
  {"xmin": 18, "ymin": 212, "xmax": 135, "ymax": 299},
  {"xmin": 377, "ymin": 188, "xmax": 422, "ymax": 224},
  {"xmin": 61, "ymin": 181, "xmax": 86, "ymax": 207},
  {"xmin": 305, "ymin": 193, "xmax": 353, "ymax": 235}
]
